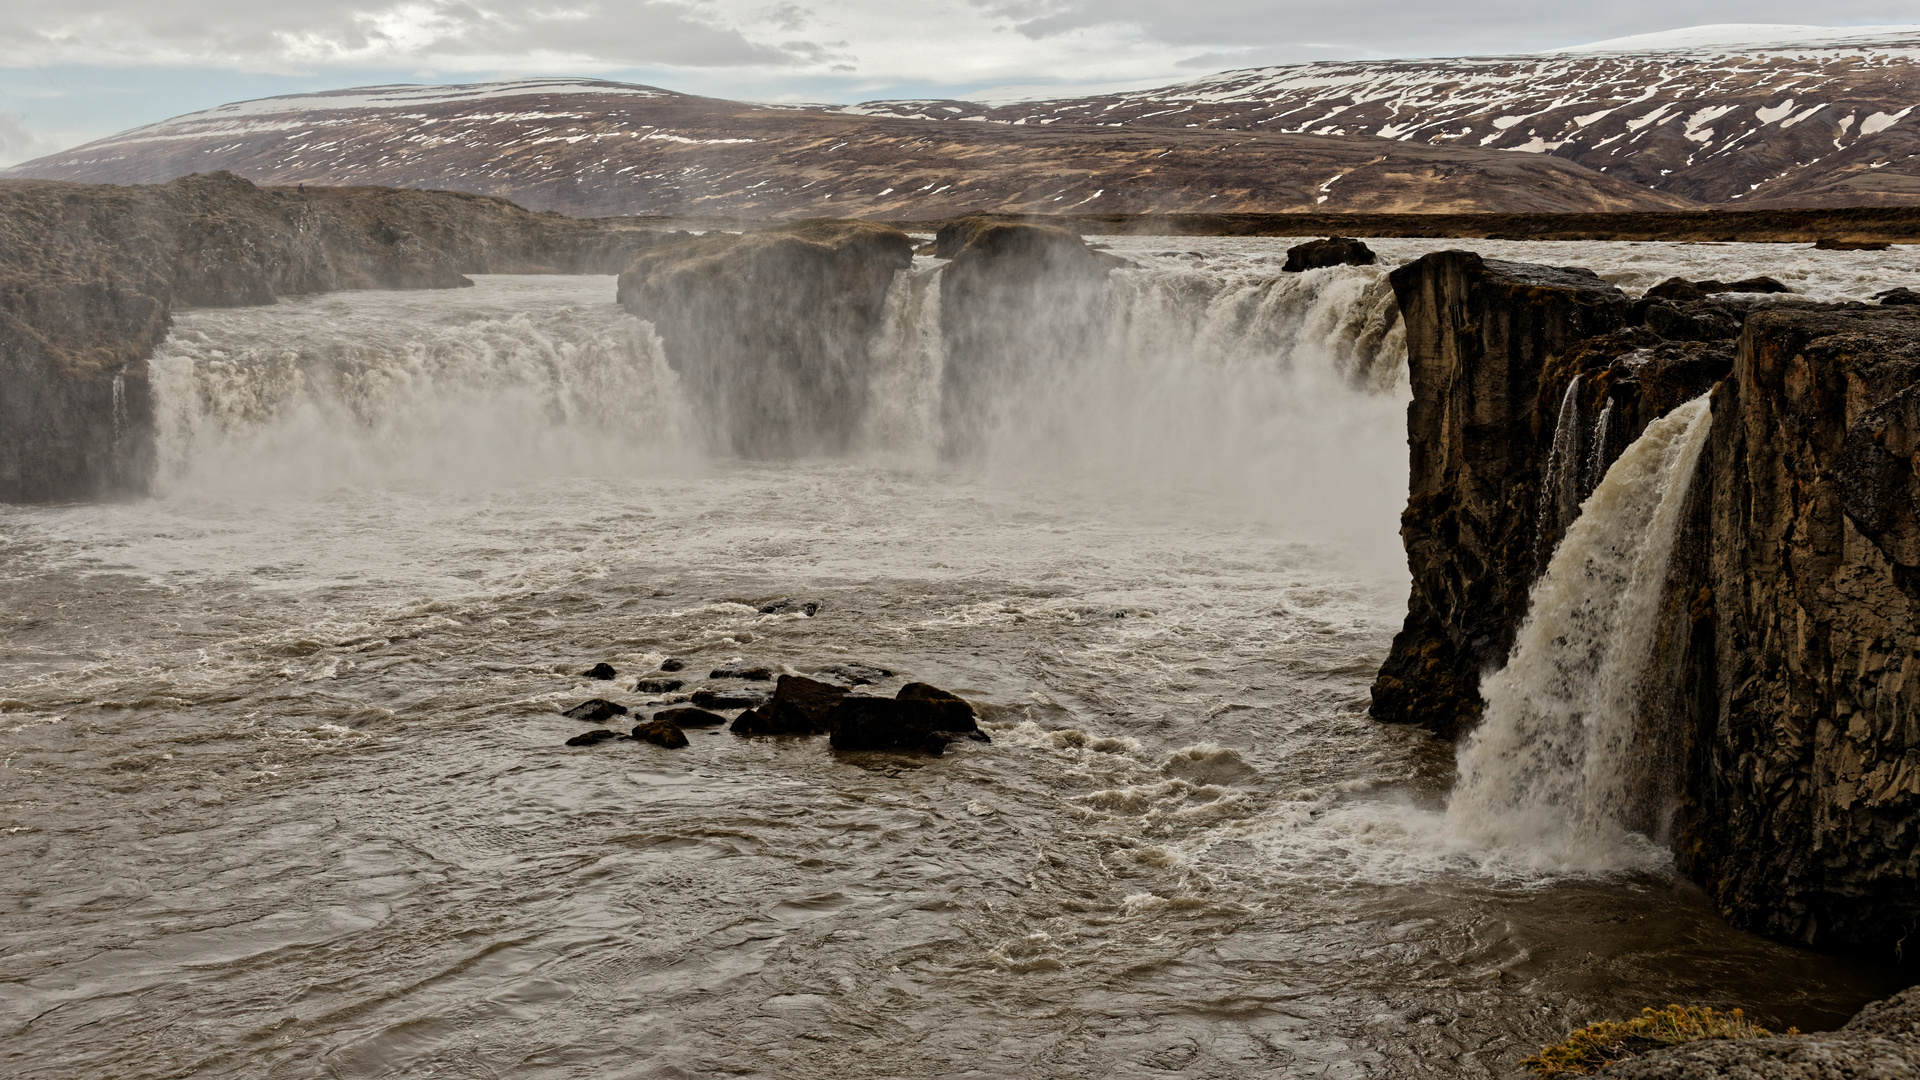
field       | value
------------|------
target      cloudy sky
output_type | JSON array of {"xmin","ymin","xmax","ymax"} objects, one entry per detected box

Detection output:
[{"xmin": 0, "ymin": 1, "xmax": 1915, "ymax": 165}]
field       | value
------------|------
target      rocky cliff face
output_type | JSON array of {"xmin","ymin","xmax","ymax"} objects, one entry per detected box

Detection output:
[
  {"xmin": 0, "ymin": 172, "xmax": 673, "ymax": 502},
  {"xmin": 616, "ymin": 220, "xmax": 915, "ymax": 457},
  {"xmin": 1672, "ymin": 307, "xmax": 1920, "ymax": 955},
  {"xmin": 1378, "ymin": 250, "xmax": 1920, "ymax": 958},
  {"xmin": 1369, "ymin": 252, "xmax": 1632, "ymax": 738}
]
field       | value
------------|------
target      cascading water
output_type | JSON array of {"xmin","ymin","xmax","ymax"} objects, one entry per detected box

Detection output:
[
  {"xmin": 1448, "ymin": 395, "xmax": 1714, "ymax": 870},
  {"xmin": 147, "ymin": 278, "xmax": 691, "ymax": 492}
]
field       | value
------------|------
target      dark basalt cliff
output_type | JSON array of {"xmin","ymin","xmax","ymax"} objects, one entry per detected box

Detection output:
[
  {"xmin": 1378, "ymin": 250, "xmax": 1920, "ymax": 958},
  {"xmin": 0, "ymin": 172, "xmax": 673, "ymax": 502},
  {"xmin": 1675, "ymin": 306, "xmax": 1920, "ymax": 953},
  {"xmin": 1369, "ymin": 253, "xmax": 1632, "ymax": 738},
  {"xmin": 615, "ymin": 220, "xmax": 915, "ymax": 457}
]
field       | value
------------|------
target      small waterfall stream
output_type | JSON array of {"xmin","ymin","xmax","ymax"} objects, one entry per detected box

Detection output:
[{"xmin": 1448, "ymin": 395, "xmax": 1714, "ymax": 870}]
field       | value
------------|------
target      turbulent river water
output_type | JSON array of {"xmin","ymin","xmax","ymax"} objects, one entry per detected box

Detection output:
[{"xmin": 5, "ymin": 239, "xmax": 1917, "ymax": 1079}]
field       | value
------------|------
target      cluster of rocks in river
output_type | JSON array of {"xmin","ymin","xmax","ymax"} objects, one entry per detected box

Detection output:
[
  {"xmin": 1371, "ymin": 247, "xmax": 1920, "ymax": 965},
  {"xmin": 558, "ymin": 659, "xmax": 987, "ymax": 756}
]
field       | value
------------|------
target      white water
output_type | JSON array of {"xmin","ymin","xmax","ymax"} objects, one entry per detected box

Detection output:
[{"xmin": 1448, "ymin": 395, "xmax": 1715, "ymax": 871}]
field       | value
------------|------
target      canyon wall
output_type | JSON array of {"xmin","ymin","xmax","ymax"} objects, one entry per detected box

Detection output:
[
  {"xmin": 1378, "ymin": 251, "xmax": 1920, "ymax": 958},
  {"xmin": 0, "ymin": 172, "xmax": 674, "ymax": 502}
]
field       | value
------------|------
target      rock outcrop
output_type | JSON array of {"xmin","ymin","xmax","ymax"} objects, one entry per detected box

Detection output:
[
  {"xmin": 1282, "ymin": 236, "xmax": 1377, "ymax": 272},
  {"xmin": 0, "ymin": 171, "xmax": 676, "ymax": 502},
  {"xmin": 616, "ymin": 220, "xmax": 914, "ymax": 456},
  {"xmin": 1598, "ymin": 986, "xmax": 1920, "ymax": 1078},
  {"xmin": 1667, "ymin": 306, "xmax": 1920, "ymax": 954},
  {"xmin": 935, "ymin": 217, "xmax": 1113, "ymax": 457},
  {"xmin": 829, "ymin": 683, "xmax": 982, "ymax": 754},
  {"xmin": 1375, "ymin": 248, "xmax": 1920, "ymax": 958},
  {"xmin": 1369, "ymin": 252, "xmax": 1634, "ymax": 737},
  {"xmin": 731, "ymin": 675, "xmax": 848, "ymax": 736}
]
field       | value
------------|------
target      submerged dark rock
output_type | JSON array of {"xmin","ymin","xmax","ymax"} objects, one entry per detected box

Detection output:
[
  {"xmin": 812, "ymin": 662, "xmax": 893, "ymax": 686},
  {"xmin": 730, "ymin": 674, "xmax": 848, "ymax": 736},
  {"xmin": 631, "ymin": 718, "xmax": 690, "ymax": 749},
  {"xmin": 584, "ymin": 662, "xmax": 617, "ymax": 680},
  {"xmin": 615, "ymin": 219, "xmax": 914, "ymax": 457},
  {"xmin": 652, "ymin": 706, "xmax": 727, "ymax": 728},
  {"xmin": 566, "ymin": 729, "xmax": 621, "ymax": 746},
  {"xmin": 634, "ymin": 678, "xmax": 683, "ymax": 693},
  {"xmin": 828, "ymin": 684, "xmax": 980, "ymax": 753},
  {"xmin": 689, "ymin": 687, "xmax": 769, "ymax": 711},
  {"xmin": 1876, "ymin": 287, "xmax": 1920, "ymax": 306},
  {"xmin": 658, "ymin": 658, "xmax": 687, "ymax": 672},
  {"xmin": 562, "ymin": 698, "xmax": 628, "ymax": 723},
  {"xmin": 1282, "ymin": 236, "xmax": 1376, "ymax": 272},
  {"xmin": 757, "ymin": 598, "xmax": 821, "ymax": 616},
  {"xmin": 709, "ymin": 663, "xmax": 773, "ymax": 681}
]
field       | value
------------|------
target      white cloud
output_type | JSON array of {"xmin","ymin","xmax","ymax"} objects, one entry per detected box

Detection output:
[{"xmin": 1, "ymin": 3, "xmax": 1917, "ymax": 95}]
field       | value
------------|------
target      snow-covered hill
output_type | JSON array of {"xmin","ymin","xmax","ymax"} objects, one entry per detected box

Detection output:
[
  {"xmin": 10, "ymin": 25, "xmax": 1919, "ymax": 212},
  {"xmin": 843, "ymin": 25, "xmax": 1920, "ymax": 206},
  {"xmin": 0, "ymin": 78, "xmax": 1694, "ymax": 218}
]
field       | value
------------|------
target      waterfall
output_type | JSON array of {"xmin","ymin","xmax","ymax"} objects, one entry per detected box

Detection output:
[
  {"xmin": 860, "ymin": 261, "xmax": 947, "ymax": 460},
  {"xmin": 1447, "ymin": 394, "xmax": 1713, "ymax": 870},
  {"xmin": 148, "ymin": 281, "xmax": 690, "ymax": 493},
  {"xmin": 1534, "ymin": 380, "xmax": 1587, "ymax": 572},
  {"xmin": 143, "ymin": 266, "xmax": 1409, "ymax": 524}
]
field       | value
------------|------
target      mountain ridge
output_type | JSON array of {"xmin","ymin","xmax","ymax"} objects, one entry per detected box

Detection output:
[{"xmin": 10, "ymin": 26, "xmax": 1920, "ymax": 215}]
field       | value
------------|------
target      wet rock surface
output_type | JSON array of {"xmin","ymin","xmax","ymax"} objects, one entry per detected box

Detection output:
[
  {"xmin": 1283, "ymin": 236, "xmax": 1377, "ymax": 272},
  {"xmin": 829, "ymin": 685, "xmax": 980, "ymax": 753},
  {"xmin": 730, "ymin": 674, "xmax": 848, "ymax": 736},
  {"xmin": 757, "ymin": 598, "xmax": 821, "ymax": 616},
  {"xmin": 0, "ymin": 171, "xmax": 675, "ymax": 502},
  {"xmin": 583, "ymin": 662, "xmax": 617, "ymax": 680},
  {"xmin": 562, "ymin": 698, "xmax": 628, "ymax": 723},
  {"xmin": 631, "ymin": 719, "xmax": 690, "ymax": 749},
  {"xmin": 651, "ymin": 706, "xmax": 727, "ymax": 728},
  {"xmin": 690, "ymin": 687, "xmax": 770, "ymax": 711},
  {"xmin": 634, "ymin": 678, "xmax": 683, "ymax": 693},
  {"xmin": 708, "ymin": 663, "xmax": 773, "ymax": 681},
  {"xmin": 565, "ymin": 729, "xmax": 622, "ymax": 746},
  {"xmin": 615, "ymin": 219, "xmax": 914, "ymax": 457},
  {"xmin": 1599, "ymin": 987, "xmax": 1920, "ymax": 1078},
  {"xmin": 812, "ymin": 662, "xmax": 892, "ymax": 685}
]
